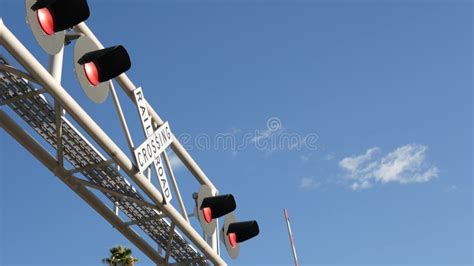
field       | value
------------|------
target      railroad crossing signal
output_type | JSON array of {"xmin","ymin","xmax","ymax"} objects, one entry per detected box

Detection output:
[
  {"xmin": 31, "ymin": 0, "xmax": 90, "ymax": 34},
  {"xmin": 196, "ymin": 185, "xmax": 236, "ymax": 236},
  {"xmin": 78, "ymin": 45, "xmax": 131, "ymax": 86},
  {"xmin": 221, "ymin": 213, "xmax": 260, "ymax": 259},
  {"xmin": 26, "ymin": 0, "xmax": 90, "ymax": 54},
  {"xmin": 74, "ymin": 43, "xmax": 131, "ymax": 103},
  {"xmin": 73, "ymin": 35, "xmax": 110, "ymax": 103},
  {"xmin": 196, "ymin": 185, "xmax": 259, "ymax": 259},
  {"xmin": 201, "ymin": 194, "xmax": 236, "ymax": 223}
]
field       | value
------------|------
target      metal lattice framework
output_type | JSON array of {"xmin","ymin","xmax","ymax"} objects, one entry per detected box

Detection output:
[
  {"xmin": 0, "ymin": 58, "xmax": 205, "ymax": 263},
  {"xmin": 0, "ymin": 16, "xmax": 227, "ymax": 266}
]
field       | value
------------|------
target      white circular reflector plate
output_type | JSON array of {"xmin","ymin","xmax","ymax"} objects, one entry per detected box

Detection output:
[
  {"xmin": 195, "ymin": 184, "xmax": 217, "ymax": 236},
  {"xmin": 25, "ymin": 0, "xmax": 65, "ymax": 55},
  {"xmin": 222, "ymin": 212, "xmax": 240, "ymax": 259},
  {"xmin": 74, "ymin": 35, "xmax": 110, "ymax": 104}
]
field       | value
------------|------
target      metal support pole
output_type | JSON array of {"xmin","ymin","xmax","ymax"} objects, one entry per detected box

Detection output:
[
  {"xmin": 284, "ymin": 208, "xmax": 299, "ymax": 266},
  {"xmin": 0, "ymin": 20, "xmax": 226, "ymax": 265},
  {"xmin": 157, "ymin": 244, "xmax": 162, "ymax": 266},
  {"xmin": 55, "ymin": 101, "xmax": 63, "ymax": 166},
  {"xmin": 209, "ymin": 189, "xmax": 218, "ymax": 253},
  {"xmin": 147, "ymin": 168, "xmax": 151, "ymax": 182},
  {"xmin": 216, "ymin": 217, "xmax": 220, "ymax": 256},
  {"xmin": 49, "ymin": 47, "xmax": 64, "ymax": 166},
  {"xmin": 109, "ymin": 81, "xmax": 152, "ymax": 221},
  {"xmin": 0, "ymin": 110, "xmax": 165, "ymax": 265},
  {"xmin": 48, "ymin": 47, "xmax": 63, "ymax": 82},
  {"xmin": 74, "ymin": 22, "xmax": 218, "ymax": 192},
  {"xmin": 162, "ymin": 151, "xmax": 189, "ymax": 223},
  {"xmin": 109, "ymin": 81, "xmax": 136, "ymax": 157},
  {"xmin": 164, "ymin": 223, "xmax": 176, "ymax": 263}
]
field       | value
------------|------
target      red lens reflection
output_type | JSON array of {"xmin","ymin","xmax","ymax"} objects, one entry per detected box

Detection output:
[
  {"xmin": 228, "ymin": 233, "xmax": 237, "ymax": 248},
  {"xmin": 202, "ymin": 207, "xmax": 212, "ymax": 224},
  {"xmin": 83, "ymin": 62, "xmax": 100, "ymax": 86},
  {"xmin": 37, "ymin": 8, "xmax": 54, "ymax": 36}
]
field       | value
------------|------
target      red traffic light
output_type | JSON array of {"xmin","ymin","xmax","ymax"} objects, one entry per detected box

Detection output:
[
  {"xmin": 202, "ymin": 207, "xmax": 213, "ymax": 224},
  {"xmin": 31, "ymin": 0, "xmax": 90, "ymax": 35},
  {"xmin": 228, "ymin": 232, "xmax": 237, "ymax": 248},
  {"xmin": 83, "ymin": 62, "xmax": 99, "ymax": 86},
  {"xmin": 196, "ymin": 185, "xmax": 224, "ymax": 235},
  {"xmin": 222, "ymin": 214, "xmax": 259, "ymax": 259},
  {"xmin": 226, "ymin": 220, "xmax": 259, "ymax": 245},
  {"xmin": 74, "ymin": 35, "xmax": 113, "ymax": 103},
  {"xmin": 78, "ymin": 45, "xmax": 131, "ymax": 86},
  {"xmin": 200, "ymin": 194, "xmax": 236, "ymax": 223},
  {"xmin": 36, "ymin": 8, "xmax": 54, "ymax": 36}
]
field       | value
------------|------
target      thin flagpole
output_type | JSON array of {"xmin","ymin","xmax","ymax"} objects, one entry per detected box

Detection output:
[{"xmin": 284, "ymin": 208, "xmax": 299, "ymax": 266}]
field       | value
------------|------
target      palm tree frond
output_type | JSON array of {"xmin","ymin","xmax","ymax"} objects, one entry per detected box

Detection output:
[{"xmin": 103, "ymin": 245, "xmax": 138, "ymax": 266}]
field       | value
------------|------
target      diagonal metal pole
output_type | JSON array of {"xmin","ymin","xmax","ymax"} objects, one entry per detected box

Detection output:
[
  {"xmin": 109, "ymin": 80, "xmax": 138, "ymax": 216},
  {"xmin": 164, "ymin": 223, "xmax": 176, "ymax": 263},
  {"xmin": 284, "ymin": 208, "xmax": 299, "ymax": 266},
  {"xmin": 162, "ymin": 150, "xmax": 189, "ymax": 223},
  {"xmin": 109, "ymin": 81, "xmax": 136, "ymax": 157}
]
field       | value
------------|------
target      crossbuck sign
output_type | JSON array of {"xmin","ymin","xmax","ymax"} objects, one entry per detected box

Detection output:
[
  {"xmin": 134, "ymin": 121, "xmax": 172, "ymax": 171},
  {"xmin": 133, "ymin": 87, "xmax": 173, "ymax": 203}
]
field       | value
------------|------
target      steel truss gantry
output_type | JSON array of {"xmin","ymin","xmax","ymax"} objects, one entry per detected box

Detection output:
[{"xmin": 0, "ymin": 18, "xmax": 226, "ymax": 265}]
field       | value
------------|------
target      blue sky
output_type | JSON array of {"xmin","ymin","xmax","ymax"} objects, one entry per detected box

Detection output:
[{"xmin": 0, "ymin": 1, "xmax": 472, "ymax": 265}]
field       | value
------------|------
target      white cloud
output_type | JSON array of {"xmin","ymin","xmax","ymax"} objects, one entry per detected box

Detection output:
[
  {"xmin": 250, "ymin": 118, "xmax": 283, "ymax": 144},
  {"xmin": 339, "ymin": 147, "xmax": 380, "ymax": 173},
  {"xmin": 300, "ymin": 153, "xmax": 312, "ymax": 163},
  {"xmin": 168, "ymin": 152, "xmax": 185, "ymax": 172},
  {"xmin": 250, "ymin": 129, "xmax": 274, "ymax": 143},
  {"xmin": 339, "ymin": 144, "xmax": 438, "ymax": 190},
  {"xmin": 229, "ymin": 127, "xmax": 242, "ymax": 135},
  {"xmin": 324, "ymin": 153, "xmax": 335, "ymax": 161},
  {"xmin": 350, "ymin": 180, "xmax": 371, "ymax": 190},
  {"xmin": 444, "ymin": 185, "xmax": 458, "ymax": 192},
  {"xmin": 299, "ymin": 177, "xmax": 320, "ymax": 190}
]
